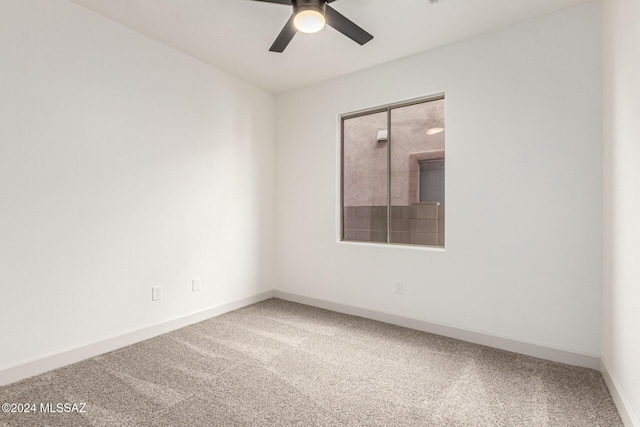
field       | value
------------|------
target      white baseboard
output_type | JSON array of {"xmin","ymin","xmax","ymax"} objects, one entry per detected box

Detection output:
[
  {"xmin": 1, "ymin": 289, "xmax": 606, "ymax": 389},
  {"xmin": 274, "ymin": 291, "xmax": 600, "ymax": 370},
  {"xmin": 0, "ymin": 290, "xmax": 275, "ymax": 387},
  {"xmin": 601, "ymin": 358, "xmax": 639, "ymax": 427}
]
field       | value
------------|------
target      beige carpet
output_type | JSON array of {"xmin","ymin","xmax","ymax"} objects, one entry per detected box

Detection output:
[{"xmin": 0, "ymin": 299, "xmax": 623, "ymax": 426}]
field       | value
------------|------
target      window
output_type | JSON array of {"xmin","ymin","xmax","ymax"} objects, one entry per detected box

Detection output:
[
  {"xmin": 341, "ymin": 95, "xmax": 445, "ymax": 247},
  {"xmin": 420, "ymin": 160, "xmax": 445, "ymax": 204}
]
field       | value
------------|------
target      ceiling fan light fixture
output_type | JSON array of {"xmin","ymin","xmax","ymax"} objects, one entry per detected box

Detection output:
[
  {"xmin": 294, "ymin": 9, "xmax": 326, "ymax": 33},
  {"xmin": 260, "ymin": 0, "xmax": 373, "ymax": 53}
]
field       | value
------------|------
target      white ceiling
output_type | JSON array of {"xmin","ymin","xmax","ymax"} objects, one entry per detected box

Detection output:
[{"xmin": 69, "ymin": 0, "xmax": 591, "ymax": 94}]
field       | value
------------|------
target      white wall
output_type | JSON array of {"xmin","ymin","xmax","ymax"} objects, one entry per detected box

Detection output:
[
  {"xmin": 0, "ymin": 0, "xmax": 275, "ymax": 369},
  {"xmin": 602, "ymin": 0, "xmax": 640, "ymax": 424},
  {"xmin": 275, "ymin": 3, "xmax": 602, "ymax": 355}
]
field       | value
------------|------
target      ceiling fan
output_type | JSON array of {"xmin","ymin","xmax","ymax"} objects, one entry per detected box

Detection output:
[{"xmin": 251, "ymin": 0, "xmax": 374, "ymax": 53}]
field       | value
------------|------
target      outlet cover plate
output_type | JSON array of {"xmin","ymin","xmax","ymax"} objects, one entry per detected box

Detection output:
[
  {"xmin": 192, "ymin": 278, "xmax": 201, "ymax": 292},
  {"xmin": 152, "ymin": 286, "xmax": 162, "ymax": 301},
  {"xmin": 395, "ymin": 282, "xmax": 404, "ymax": 294}
]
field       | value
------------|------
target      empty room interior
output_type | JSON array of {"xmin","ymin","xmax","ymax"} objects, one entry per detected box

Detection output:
[{"xmin": 1, "ymin": 0, "xmax": 638, "ymax": 425}]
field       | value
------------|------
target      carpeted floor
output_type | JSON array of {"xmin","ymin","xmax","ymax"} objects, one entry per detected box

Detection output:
[{"xmin": 0, "ymin": 298, "xmax": 623, "ymax": 426}]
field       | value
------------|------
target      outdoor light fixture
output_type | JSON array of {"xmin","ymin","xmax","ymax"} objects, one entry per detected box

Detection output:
[
  {"xmin": 427, "ymin": 127, "xmax": 445, "ymax": 135},
  {"xmin": 294, "ymin": 8, "xmax": 326, "ymax": 33}
]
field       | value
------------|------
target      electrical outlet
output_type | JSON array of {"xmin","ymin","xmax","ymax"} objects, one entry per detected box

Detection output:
[
  {"xmin": 192, "ymin": 278, "xmax": 201, "ymax": 292},
  {"xmin": 395, "ymin": 281, "xmax": 404, "ymax": 294},
  {"xmin": 152, "ymin": 286, "xmax": 162, "ymax": 301}
]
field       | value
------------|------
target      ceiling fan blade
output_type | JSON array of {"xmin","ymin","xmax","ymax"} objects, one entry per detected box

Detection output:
[
  {"xmin": 269, "ymin": 14, "xmax": 297, "ymax": 52},
  {"xmin": 251, "ymin": 0, "xmax": 292, "ymax": 4},
  {"xmin": 325, "ymin": 5, "xmax": 373, "ymax": 46},
  {"xmin": 325, "ymin": 0, "xmax": 338, "ymax": 2}
]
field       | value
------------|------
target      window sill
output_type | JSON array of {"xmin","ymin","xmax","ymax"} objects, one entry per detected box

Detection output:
[{"xmin": 338, "ymin": 239, "xmax": 446, "ymax": 252}]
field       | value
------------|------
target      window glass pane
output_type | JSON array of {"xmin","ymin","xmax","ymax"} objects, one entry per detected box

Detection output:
[
  {"xmin": 420, "ymin": 160, "xmax": 445, "ymax": 204},
  {"xmin": 342, "ymin": 111, "xmax": 388, "ymax": 243},
  {"xmin": 389, "ymin": 99, "xmax": 445, "ymax": 247}
]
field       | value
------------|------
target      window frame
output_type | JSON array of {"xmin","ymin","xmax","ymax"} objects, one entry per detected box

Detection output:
[{"xmin": 340, "ymin": 93, "xmax": 445, "ymax": 246}]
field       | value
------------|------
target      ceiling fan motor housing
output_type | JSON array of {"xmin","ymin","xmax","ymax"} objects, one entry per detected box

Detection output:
[{"xmin": 292, "ymin": 0, "xmax": 326, "ymax": 15}]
